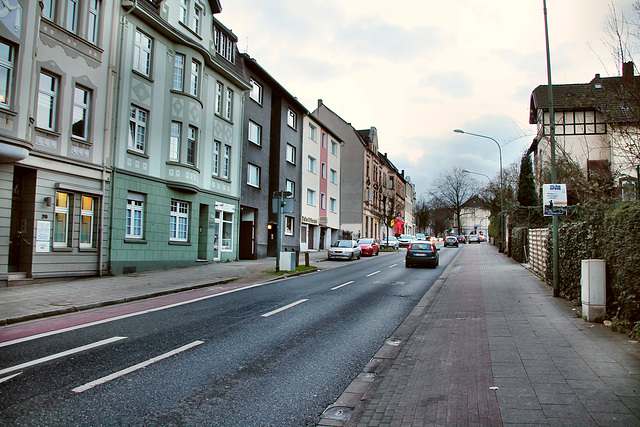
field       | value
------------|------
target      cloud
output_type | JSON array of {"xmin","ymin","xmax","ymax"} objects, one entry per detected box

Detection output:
[{"xmin": 420, "ymin": 71, "xmax": 475, "ymax": 98}]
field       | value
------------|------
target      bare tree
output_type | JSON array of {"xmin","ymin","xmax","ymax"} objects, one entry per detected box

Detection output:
[{"xmin": 429, "ymin": 167, "xmax": 479, "ymax": 235}]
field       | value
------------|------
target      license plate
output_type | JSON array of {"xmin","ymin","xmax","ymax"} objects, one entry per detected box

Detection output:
[{"xmin": 415, "ymin": 253, "xmax": 427, "ymax": 257}]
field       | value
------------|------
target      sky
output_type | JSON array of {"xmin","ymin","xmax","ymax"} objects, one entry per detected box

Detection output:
[{"xmin": 218, "ymin": 0, "xmax": 637, "ymax": 200}]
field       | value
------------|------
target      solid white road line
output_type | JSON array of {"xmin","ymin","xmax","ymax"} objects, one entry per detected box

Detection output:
[
  {"xmin": 72, "ymin": 340, "xmax": 204, "ymax": 393},
  {"xmin": 0, "ymin": 282, "xmax": 270, "ymax": 349},
  {"xmin": 261, "ymin": 299, "xmax": 309, "ymax": 318},
  {"xmin": 366, "ymin": 270, "xmax": 381, "ymax": 277},
  {"xmin": 0, "ymin": 372, "xmax": 22, "ymax": 384},
  {"xmin": 0, "ymin": 336, "xmax": 127, "ymax": 376},
  {"xmin": 330, "ymin": 281, "xmax": 354, "ymax": 291}
]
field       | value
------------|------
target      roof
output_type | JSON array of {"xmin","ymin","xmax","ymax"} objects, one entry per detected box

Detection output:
[{"xmin": 530, "ymin": 66, "xmax": 640, "ymax": 126}]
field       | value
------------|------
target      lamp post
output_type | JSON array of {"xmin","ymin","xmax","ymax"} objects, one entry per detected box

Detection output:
[
  {"xmin": 462, "ymin": 169, "xmax": 491, "ymax": 182},
  {"xmin": 454, "ymin": 129, "xmax": 504, "ymax": 252}
]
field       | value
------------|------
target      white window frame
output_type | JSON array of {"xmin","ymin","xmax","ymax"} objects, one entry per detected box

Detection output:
[
  {"xmin": 66, "ymin": 0, "xmax": 79, "ymax": 33},
  {"xmin": 215, "ymin": 81, "xmax": 223, "ymax": 115},
  {"xmin": 87, "ymin": 0, "xmax": 100, "ymax": 45},
  {"xmin": 133, "ymin": 30, "xmax": 152, "ymax": 77},
  {"xmin": 287, "ymin": 108, "xmax": 297, "ymax": 129},
  {"xmin": 322, "ymin": 132, "xmax": 327, "ymax": 149},
  {"xmin": 286, "ymin": 179, "xmax": 295, "ymax": 196},
  {"xmin": 179, "ymin": 0, "xmax": 188, "ymax": 25},
  {"xmin": 37, "ymin": 71, "xmax": 58, "ymax": 130},
  {"xmin": 224, "ymin": 88, "xmax": 233, "ymax": 121},
  {"xmin": 0, "ymin": 41, "xmax": 12, "ymax": 109},
  {"xmin": 170, "ymin": 121, "xmax": 181, "ymax": 162},
  {"xmin": 129, "ymin": 105, "xmax": 147, "ymax": 153},
  {"xmin": 308, "ymin": 123, "xmax": 317, "ymax": 142},
  {"xmin": 285, "ymin": 216, "xmax": 294, "ymax": 236},
  {"xmin": 331, "ymin": 139, "xmax": 338, "ymax": 156},
  {"xmin": 222, "ymin": 145, "xmax": 230, "ymax": 179},
  {"xmin": 330, "ymin": 168, "xmax": 338, "ymax": 184},
  {"xmin": 54, "ymin": 191, "xmax": 70, "ymax": 247},
  {"xmin": 330, "ymin": 197, "xmax": 337, "ymax": 213},
  {"xmin": 80, "ymin": 195, "xmax": 95, "ymax": 248},
  {"xmin": 321, "ymin": 193, "xmax": 326, "ymax": 210},
  {"xmin": 321, "ymin": 162, "xmax": 327, "ymax": 179},
  {"xmin": 42, "ymin": 0, "xmax": 55, "ymax": 20},
  {"xmin": 247, "ymin": 163, "xmax": 260, "ymax": 188},
  {"xmin": 248, "ymin": 120, "xmax": 262, "ymax": 146},
  {"xmin": 193, "ymin": 5, "xmax": 202, "ymax": 34},
  {"xmin": 307, "ymin": 188, "xmax": 316, "ymax": 206},
  {"xmin": 72, "ymin": 85, "xmax": 90, "ymax": 140},
  {"xmin": 212, "ymin": 141, "xmax": 220, "ymax": 176},
  {"xmin": 126, "ymin": 193, "xmax": 144, "ymax": 239},
  {"xmin": 221, "ymin": 210, "xmax": 234, "ymax": 250},
  {"xmin": 286, "ymin": 143, "xmax": 296, "ymax": 164},
  {"xmin": 190, "ymin": 60, "xmax": 200, "ymax": 97},
  {"xmin": 308, "ymin": 156, "xmax": 317, "ymax": 174},
  {"xmin": 170, "ymin": 200, "xmax": 189, "ymax": 242},
  {"xmin": 173, "ymin": 53, "xmax": 185, "ymax": 91},
  {"xmin": 187, "ymin": 125, "xmax": 197, "ymax": 166},
  {"xmin": 249, "ymin": 78, "xmax": 263, "ymax": 104}
]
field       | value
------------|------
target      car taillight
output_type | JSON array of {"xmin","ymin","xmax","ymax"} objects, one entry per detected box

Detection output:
[{"xmin": 408, "ymin": 243, "xmax": 412, "ymax": 249}]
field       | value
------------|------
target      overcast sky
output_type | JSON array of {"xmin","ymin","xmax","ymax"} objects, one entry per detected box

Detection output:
[{"xmin": 218, "ymin": 0, "xmax": 636, "ymax": 200}]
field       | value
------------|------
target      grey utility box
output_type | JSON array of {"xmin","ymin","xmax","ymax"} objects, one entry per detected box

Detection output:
[
  {"xmin": 279, "ymin": 252, "xmax": 296, "ymax": 271},
  {"xmin": 581, "ymin": 259, "xmax": 606, "ymax": 322}
]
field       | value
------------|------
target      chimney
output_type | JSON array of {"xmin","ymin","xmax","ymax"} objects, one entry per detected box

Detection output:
[{"xmin": 623, "ymin": 62, "xmax": 634, "ymax": 89}]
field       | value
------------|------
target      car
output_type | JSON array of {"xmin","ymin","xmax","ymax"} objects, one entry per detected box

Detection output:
[
  {"xmin": 398, "ymin": 234, "xmax": 414, "ymax": 247},
  {"xmin": 468, "ymin": 234, "xmax": 480, "ymax": 243},
  {"xmin": 328, "ymin": 240, "xmax": 362, "ymax": 260},
  {"xmin": 457, "ymin": 235, "xmax": 467, "ymax": 244},
  {"xmin": 380, "ymin": 236, "xmax": 400, "ymax": 249},
  {"xmin": 415, "ymin": 233, "xmax": 427, "ymax": 241},
  {"xmin": 444, "ymin": 236, "xmax": 459, "ymax": 247},
  {"xmin": 478, "ymin": 234, "xmax": 486, "ymax": 242},
  {"xmin": 405, "ymin": 241, "xmax": 440, "ymax": 268},
  {"xmin": 357, "ymin": 238, "xmax": 380, "ymax": 256}
]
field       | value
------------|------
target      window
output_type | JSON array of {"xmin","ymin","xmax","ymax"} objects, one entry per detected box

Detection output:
[
  {"xmin": 193, "ymin": 5, "xmax": 201, "ymax": 34},
  {"xmin": 169, "ymin": 122, "xmax": 181, "ymax": 161},
  {"xmin": 287, "ymin": 109, "xmax": 297, "ymax": 129},
  {"xmin": 126, "ymin": 193, "xmax": 144, "ymax": 239},
  {"xmin": 308, "ymin": 123, "xmax": 317, "ymax": 141},
  {"xmin": 249, "ymin": 79, "xmax": 262, "ymax": 104},
  {"xmin": 222, "ymin": 145, "xmax": 230, "ymax": 179},
  {"xmin": 221, "ymin": 211, "xmax": 233, "ymax": 250},
  {"xmin": 215, "ymin": 81, "xmax": 223, "ymax": 115},
  {"xmin": 42, "ymin": 0, "xmax": 54, "ymax": 20},
  {"xmin": 224, "ymin": 88, "xmax": 233, "ymax": 121},
  {"xmin": 321, "ymin": 193, "xmax": 326, "ymax": 210},
  {"xmin": 212, "ymin": 141, "xmax": 220, "ymax": 176},
  {"xmin": 248, "ymin": 121, "xmax": 261, "ymax": 146},
  {"xmin": 248, "ymin": 163, "xmax": 260, "ymax": 187},
  {"xmin": 72, "ymin": 86, "xmax": 90, "ymax": 140},
  {"xmin": 330, "ymin": 168, "xmax": 338, "ymax": 184},
  {"xmin": 129, "ymin": 106, "xmax": 147, "ymax": 153},
  {"xmin": 173, "ymin": 53, "xmax": 185, "ymax": 91},
  {"xmin": 322, "ymin": 132, "xmax": 327, "ymax": 149},
  {"xmin": 53, "ymin": 192, "xmax": 71, "ymax": 247},
  {"xmin": 80, "ymin": 196, "xmax": 95, "ymax": 248},
  {"xmin": 37, "ymin": 72, "xmax": 58, "ymax": 130},
  {"xmin": 190, "ymin": 60, "xmax": 200, "ymax": 97},
  {"xmin": 179, "ymin": 0, "xmax": 187, "ymax": 24},
  {"xmin": 321, "ymin": 162, "xmax": 327, "ymax": 179},
  {"xmin": 307, "ymin": 188, "xmax": 316, "ymax": 206},
  {"xmin": 286, "ymin": 144, "xmax": 296, "ymax": 164},
  {"xmin": 170, "ymin": 200, "xmax": 189, "ymax": 242},
  {"xmin": 308, "ymin": 156, "xmax": 317, "ymax": 174},
  {"xmin": 187, "ymin": 126, "xmax": 197, "ymax": 166},
  {"xmin": 133, "ymin": 30, "xmax": 152, "ymax": 76},
  {"xmin": 214, "ymin": 26, "xmax": 235, "ymax": 63},
  {"xmin": 87, "ymin": 0, "xmax": 100, "ymax": 45},
  {"xmin": 330, "ymin": 197, "xmax": 337, "ymax": 213},
  {"xmin": 66, "ymin": 0, "xmax": 79, "ymax": 33},
  {"xmin": 286, "ymin": 179, "xmax": 295, "ymax": 196},
  {"xmin": 331, "ymin": 139, "xmax": 338, "ymax": 156},
  {"xmin": 285, "ymin": 216, "xmax": 294, "ymax": 236},
  {"xmin": 0, "ymin": 41, "xmax": 13, "ymax": 108}
]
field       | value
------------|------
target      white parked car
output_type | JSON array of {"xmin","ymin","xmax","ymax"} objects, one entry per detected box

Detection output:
[
  {"xmin": 328, "ymin": 240, "xmax": 362, "ymax": 260},
  {"xmin": 380, "ymin": 236, "xmax": 400, "ymax": 249},
  {"xmin": 398, "ymin": 234, "xmax": 414, "ymax": 247}
]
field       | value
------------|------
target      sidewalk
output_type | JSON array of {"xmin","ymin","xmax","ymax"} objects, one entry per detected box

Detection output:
[
  {"xmin": 0, "ymin": 250, "xmax": 330, "ymax": 326},
  {"xmin": 318, "ymin": 244, "xmax": 640, "ymax": 426}
]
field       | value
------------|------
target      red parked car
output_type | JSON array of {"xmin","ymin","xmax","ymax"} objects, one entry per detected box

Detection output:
[{"xmin": 357, "ymin": 238, "xmax": 380, "ymax": 256}]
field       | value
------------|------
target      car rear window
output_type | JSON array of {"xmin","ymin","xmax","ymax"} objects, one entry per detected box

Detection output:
[{"xmin": 413, "ymin": 243, "xmax": 432, "ymax": 250}]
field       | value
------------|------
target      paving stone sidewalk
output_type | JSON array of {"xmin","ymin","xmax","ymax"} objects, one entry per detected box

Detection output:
[{"xmin": 319, "ymin": 244, "xmax": 640, "ymax": 426}]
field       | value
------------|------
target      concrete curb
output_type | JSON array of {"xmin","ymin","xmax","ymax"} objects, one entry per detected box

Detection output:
[{"xmin": 316, "ymin": 247, "xmax": 467, "ymax": 427}]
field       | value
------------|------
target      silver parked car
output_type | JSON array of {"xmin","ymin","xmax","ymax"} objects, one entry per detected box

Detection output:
[
  {"xmin": 328, "ymin": 240, "xmax": 362, "ymax": 260},
  {"xmin": 380, "ymin": 236, "xmax": 400, "ymax": 249}
]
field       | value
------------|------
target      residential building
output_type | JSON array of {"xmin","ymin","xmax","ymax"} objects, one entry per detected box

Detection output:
[
  {"xmin": 459, "ymin": 196, "xmax": 490, "ymax": 237},
  {"xmin": 379, "ymin": 152, "xmax": 407, "ymax": 237},
  {"xmin": 300, "ymin": 114, "xmax": 342, "ymax": 251},
  {"xmin": 108, "ymin": 1, "xmax": 250, "ymax": 274},
  {"xmin": 404, "ymin": 176, "xmax": 416, "ymax": 236},
  {"xmin": 529, "ymin": 61, "xmax": 640, "ymax": 200},
  {"xmin": 0, "ymin": 1, "xmax": 116, "ymax": 285},
  {"xmin": 313, "ymin": 100, "xmax": 380, "ymax": 240}
]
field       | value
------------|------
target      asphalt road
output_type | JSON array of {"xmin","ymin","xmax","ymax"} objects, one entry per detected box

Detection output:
[{"xmin": 0, "ymin": 245, "xmax": 459, "ymax": 426}]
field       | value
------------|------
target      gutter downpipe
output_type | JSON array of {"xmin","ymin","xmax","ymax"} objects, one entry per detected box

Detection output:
[{"xmin": 543, "ymin": 0, "xmax": 559, "ymax": 297}]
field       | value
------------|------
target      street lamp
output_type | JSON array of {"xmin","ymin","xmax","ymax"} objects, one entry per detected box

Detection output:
[
  {"xmin": 454, "ymin": 129, "xmax": 504, "ymax": 252},
  {"xmin": 462, "ymin": 169, "xmax": 491, "ymax": 182}
]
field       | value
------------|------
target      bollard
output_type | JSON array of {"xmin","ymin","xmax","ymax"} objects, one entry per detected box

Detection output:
[{"xmin": 305, "ymin": 252, "xmax": 310, "ymax": 267}]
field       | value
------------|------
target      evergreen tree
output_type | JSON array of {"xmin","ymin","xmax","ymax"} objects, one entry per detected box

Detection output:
[{"xmin": 517, "ymin": 154, "xmax": 538, "ymax": 206}]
